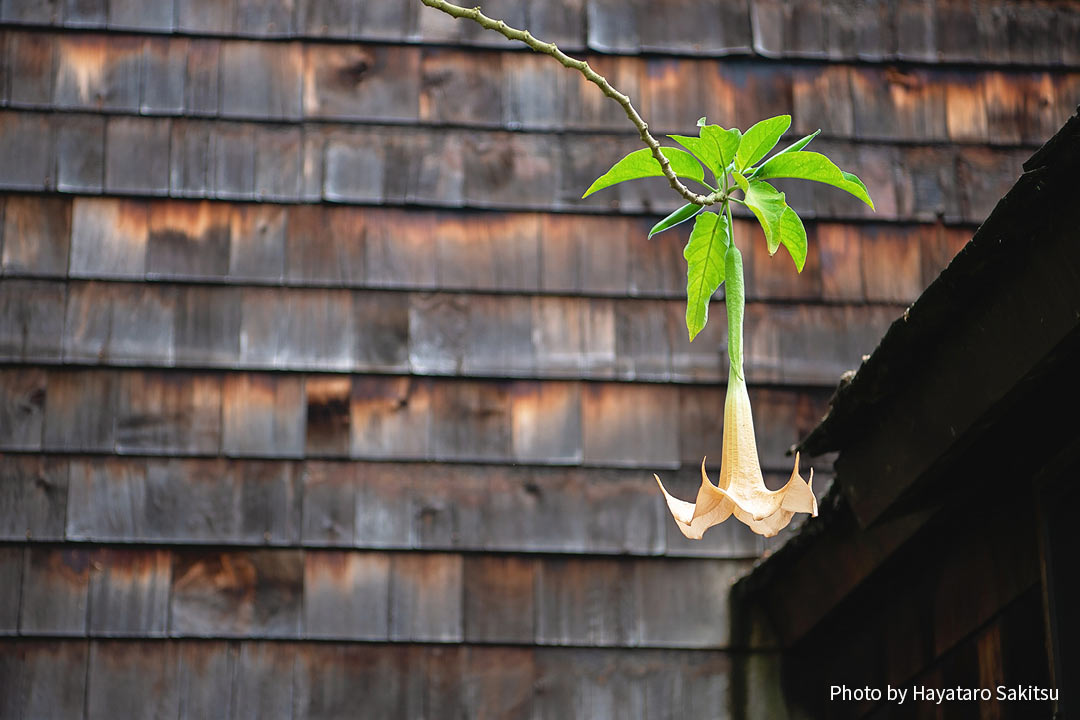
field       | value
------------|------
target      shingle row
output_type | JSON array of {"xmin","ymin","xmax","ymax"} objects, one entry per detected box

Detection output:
[
  {"xmin": 4, "ymin": 30, "xmax": 1076, "ymax": 144},
  {"xmin": 0, "ymin": 454, "xmax": 779, "ymax": 557},
  {"xmin": 1, "ymin": 544, "xmax": 752, "ymax": 648},
  {"xmin": 0, "ymin": 279, "xmax": 898, "ymax": 384},
  {"xmin": 0, "ymin": 196, "xmax": 973, "ymax": 302},
  {"xmin": 0, "ymin": 639, "xmax": 732, "ymax": 720},
  {"xmin": 2, "ymin": 0, "xmax": 1078, "ymax": 67},
  {"xmin": 0, "ymin": 111, "xmax": 1035, "ymax": 223},
  {"xmin": 0, "ymin": 368, "xmax": 829, "ymax": 469}
]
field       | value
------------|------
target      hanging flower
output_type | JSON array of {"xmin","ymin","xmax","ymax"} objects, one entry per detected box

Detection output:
[{"xmin": 654, "ymin": 368, "xmax": 818, "ymax": 539}]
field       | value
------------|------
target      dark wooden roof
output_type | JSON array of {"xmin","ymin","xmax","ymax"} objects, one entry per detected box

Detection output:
[{"xmin": 2, "ymin": 0, "xmax": 1079, "ymax": 716}]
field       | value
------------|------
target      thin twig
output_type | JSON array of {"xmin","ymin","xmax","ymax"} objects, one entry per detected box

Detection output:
[{"xmin": 419, "ymin": 0, "xmax": 725, "ymax": 207}]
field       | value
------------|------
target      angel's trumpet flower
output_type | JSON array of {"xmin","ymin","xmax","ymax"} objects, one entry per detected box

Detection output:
[{"xmin": 654, "ymin": 244, "xmax": 818, "ymax": 539}]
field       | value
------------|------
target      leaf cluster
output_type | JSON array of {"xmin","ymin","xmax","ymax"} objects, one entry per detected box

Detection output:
[{"xmin": 584, "ymin": 115, "xmax": 874, "ymax": 340}]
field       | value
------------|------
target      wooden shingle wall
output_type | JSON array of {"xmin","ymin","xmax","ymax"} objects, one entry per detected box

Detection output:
[{"xmin": 1, "ymin": 1, "xmax": 1078, "ymax": 716}]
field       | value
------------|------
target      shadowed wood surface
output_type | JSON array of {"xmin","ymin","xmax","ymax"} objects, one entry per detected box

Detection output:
[{"xmin": 2, "ymin": 0, "xmax": 1079, "ymax": 717}]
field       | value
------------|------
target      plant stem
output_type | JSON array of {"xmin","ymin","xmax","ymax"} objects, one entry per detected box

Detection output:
[
  {"xmin": 721, "ymin": 172, "xmax": 744, "ymax": 377},
  {"xmin": 419, "ymin": 0, "xmax": 725, "ymax": 207}
]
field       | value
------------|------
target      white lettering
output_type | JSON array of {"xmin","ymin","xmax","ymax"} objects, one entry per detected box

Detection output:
[{"xmin": 887, "ymin": 685, "xmax": 907, "ymax": 705}]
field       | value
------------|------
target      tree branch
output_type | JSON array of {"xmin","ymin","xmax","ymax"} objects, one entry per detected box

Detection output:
[{"xmin": 419, "ymin": 0, "xmax": 725, "ymax": 207}]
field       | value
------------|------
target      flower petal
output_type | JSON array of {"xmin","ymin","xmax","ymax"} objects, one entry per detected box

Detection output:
[{"xmin": 655, "ymin": 459, "xmax": 734, "ymax": 540}]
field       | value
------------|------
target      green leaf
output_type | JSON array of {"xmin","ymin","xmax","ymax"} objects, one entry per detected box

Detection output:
[
  {"xmin": 650, "ymin": 202, "xmax": 704, "ymax": 238},
  {"xmin": 735, "ymin": 115, "xmax": 791, "ymax": 172},
  {"xmin": 683, "ymin": 211, "xmax": 730, "ymax": 342},
  {"xmin": 742, "ymin": 180, "xmax": 787, "ymax": 254},
  {"xmin": 670, "ymin": 125, "xmax": 740, "ymax": 181},
  {"xmin": 778, "ymin": 206, "xmax": 807, "ymax": 272},
  {"xmin": 582, "ymin": 147, "xmax": 705, "ymax": 198},
  {"xmin": 732, "ymin": 171, "xmax": 749, "ymax": 193},
  {"xmin": 752, "ymin": 151, "xmax": 875, "ymax": 209},
  {"xmin": 767, "ymin": 129, "xmax": 820, "ymax": 161},
  {"xmin": 725, "ymin": 244, "xmax": 745, "ymax": 377}
]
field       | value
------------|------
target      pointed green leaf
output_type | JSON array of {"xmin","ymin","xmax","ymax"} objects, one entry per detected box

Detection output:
[
  {"xmin": 732, "ymin": 171, "xmax": 749, "ymax": 193},
  {"xmin": 768, "ymin": 129, "xmax": 820, "ymax": 161},
  {"xmin": 649, "ymin": 202, "xmax": 704, "ymax": 238},
  {"xmin": 735, "ymin": 115, "xmax": 791, "ymax": 172},
  {"xmin": 742, "ymin": 180, "xmax": 787, "ymax": 254},
  {"xmin": 683, "ymin": 211, "xmax": 730, "ymax": 342},
  {"xmin": 696, "ymin": 116, "xmax": 707, "ymax": 128},
  {"xmin": 778, "ymin": 206, "xmax": 807, "ymax": 272},
  {"xmin": 670, "ymin": 125, "xmax": 740, "ymax": 181},
  {"xmin": 582, "ymin": 147, "xmax": 705, "ymax": 198},
  {"xmin": 752, "ymin": 151, "xmax": 875, "ymax": 209}
]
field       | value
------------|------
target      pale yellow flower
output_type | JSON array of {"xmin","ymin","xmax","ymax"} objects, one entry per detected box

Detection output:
[{"xmin": 655, "ymin": 370, "xmax": 817, "ymax": 539}]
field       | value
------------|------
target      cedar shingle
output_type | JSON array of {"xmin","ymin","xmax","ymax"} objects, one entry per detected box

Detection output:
[
  {"xmin": 235, "ymin": 0, "xmax": 293, "ymax": 35},
  {"xmin": 0, "ymin": 279, "xmax": 65, "ymax": 361},
  {"xmin": 284, "ymin": 204, "xmax": 365, "ymax": 284},
  {"xmin": 253, "ymin": 125, "xmax": 302, "ymax": 200},
  {"xmin": 585, "ymin": 0, "xmax": 639, "ymax": 53},
  {"xmin": 0, "ymin": 547, "xmax": 21, "ymax": 631},
  {"xmin": 634, "ymin": 558, "xmax": 748, "ymax": 647},
  {"xmin": 305, "ymin": 376, "xmax": 351, "ymax": 457},
  {"xmin": 243, "ymin": 288, "xmax": 355, "ymax": 370},
  {"xmin": 463, "ymin": 295, "xmax": 535, "ymax": 375},
  {"xmin": 86, "ymin": 642, "xmax": 180, "ymax": 720},
  {"xmin": 170, "ymin": 550, "xmax": 303, "ymax": 637},
  {"xmin": 228, "ymin": 204, "xmax": 286, "ymax": 281},
  {"xmin": 20, "ymin": 547, "xmax": 90, "ymax": 634},
  {"xmin": 389, "ymin": 553, "xmax": 464, "ymax": 642},
  {"xmin": 42, "ymin": 369, "xmax": 118, "ymax": 451},
  {"xmin": 302, "ymin": 550, "xmax": 391, "ymax": 639},
  {"xmin": 175, "ymin": 0, "xmax": 234, "ymax": 34},
  {"xmin": 0, "ymin": 454, "xmax": 68, "ymax": 541},
  {"xmin": 65, "ymin": 457, "xmax": 148, "ymax": 540},
  {"xmin": 296, "ymin": 0, "xmax": 360, "ymax": 38},
  {"xmin": 169, "ymin": 119, "xmax": 212, "ymax": 196},
  {"xmin": 353, "ymin": 290, "xmax": 410, "ymax": 372},
  {"xmin": 464, "ymin": 132, "xmax": 560, "ymax": 209},
  {"xmin": 7, "ymin": 31, "xmax": 53, "ymax": 105},
  {"xmin": 108, "ymin": 0, "xmax": 173, "ymax": 30},
  {"xmin": 362, "ymin": 209, "xmax": 438, "ymax": 289},
  {"xmin": 293, "ymin": 644, "xmax": 405, "ymax": 719},
  {"xmin": 895, "ymin": 0, "xmax": 936, "ymax": 62},
  {"xmin": 536, "ymin": 557, "xmax": 638, "ymax": 645},
  {"xmin": 793, "ymin": 65, "xmax": 853, "ymax": 137},
  {"xmin": 0, "ymin": 641, "xmax": 88, "ymax": 719},
  {"xmin": 63, "ymin": 282, "xmax": 176, "ymax": 364},
  {"xmin": 105, "ymin": 117, "xmax": 169, "ymax": 194},
  {"xmin": 55, "ymin": 113, "xmax": 105, "ymax": 192},
  {"xmin": 420, "ymin": 48, "xmax": 503, "ymax": 126},
  {"xmin": 177, "ymin": 642, "xmax": 235, "ymax": 720},
  {"xmin": 614, "ymin": 299, "xmax": 672, "ymax": 380},
  {"xmin": 306, "ymin": 44, "xmax": 419, "ymax": 121},
  {"xmin": 210, "ymin": 122, "xmax": 256, "ymax": 199},
  {"xmin": 861, "ymin": 224, "xmax": 925, "ymax": 303},
  {"xmin": 233, "ymin": 641, "xmax": 296, "ymax": 719},
  {"xmin": 582, "ymin": 382, "xmax": 679, "ymax": 467},
  {"xmin": 220, "ymin": 40, "xmax": 302, "ymax": 120},
  {"xmin": 627, "ymin": 220, "xmax": 685, "ymax": 296},
  {"xmin": 0, "ymin": 112, "xmax": 54, "ymax": 189},
  {"xmin": 816, "ymin": 222, "xmax": 866, "ymax": 302},
  {"xmin": 533, "ymin": 296, "xmax": 585, "ymax": 376},
  {"xmin": 852, "ymin": 67, "xmax": 947, "ymax": 142},
  {"xmin": 323, "ymin": 130, "xmax": 384, "ymax": 203},
  {"xmin": 223, "ymin": 373, "xmax": 305, "ymax": 458},
  {"xmin": 173, "ymin": 285, "xmax": 241, "ymax": 365},
  {"xmin": 147, "ymin": 201, "xmax": 232, "ymax": 280},
  {"xmin": 184, "ymin": 39, "xmax": 219, "ymax": 115},
  {"xmin": 463, "ymin": 555, "xmax": 537, "ymax": 643},
  {"xmin": 350, "ymin": 376, "xmax": 432, "ymax": 460},
  {"xmin": 53, "ymin": 35, "xmax": 105, "ymax": 108},
  {"xmin": 504, "ymin": 53, "xmax": 567, "ymax": 130},
  {"xmin": 430, "ymin": 380, "xmax": 512, "ymax": 462},
  {"xmin": 511, "ymin": 381, "xmax": 582, "ymax": 463},
  {"xmin": 87, "ymin": 548, "xmax": 171, "ymax": 635},
  {"xmin": 114, "ymin": 371, "xmax": 221, "ymax": 454},
  {"xmin": 353, "ymin": 464, "xmax": 412, "ymax": 549},
  {"xmin": 140, "ymin": 36, "xmax": 186, "ymax": 114}
]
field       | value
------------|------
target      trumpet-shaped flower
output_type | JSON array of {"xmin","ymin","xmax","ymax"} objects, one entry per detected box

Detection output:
[{"xmin": 654, "ymin": 368, "xmax": 818, "ymax": 539}]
